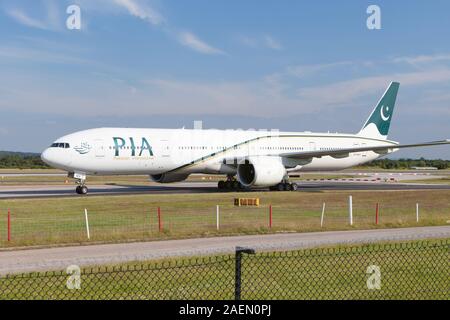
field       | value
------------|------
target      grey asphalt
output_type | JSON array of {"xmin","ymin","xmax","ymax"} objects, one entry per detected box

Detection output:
[
  {"xmin": 0, "ymin": 226, "xmax": 449, "ymax": 275},
  {"xmin": 1, "ymin": 181, "xmax": 450, "ymax": 199}
]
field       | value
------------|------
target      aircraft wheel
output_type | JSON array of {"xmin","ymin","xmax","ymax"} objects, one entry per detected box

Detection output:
[
  {"xmin": 232, "ymin": 181, "xmax": 240, "ymax": 190},
  {"xmin": 75, "ymin": 186, "xmax": 81, "ymax": 194},
  {"xmin": 225, "ymin": 181, "xmax": 232, "ymax": 190},
  {"xmin": 218, "ymin": 181, "xmax": 225, "ymax": 190},
  {"xmin": 79, "ymin": 185, "xmax": 88, "ymax": 195},
  {"xmin": 285, "ymin": 183, "xmax": 292, "ymax": 191},
  {"xmin": 291, "ymin": 183, "xmax": 298, "ymax": 191},
  {"xmin": 276, "ymin": 183, "xmax": 285, "ymax": 191}
]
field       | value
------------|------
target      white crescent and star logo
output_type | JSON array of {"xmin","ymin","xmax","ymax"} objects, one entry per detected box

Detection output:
[{"xmin": 380, "ymin": 105, "xmax": 390, "ymax": 121}]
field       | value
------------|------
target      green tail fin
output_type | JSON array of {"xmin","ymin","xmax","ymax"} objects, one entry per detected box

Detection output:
[{"xmin": 358, "ymin": 82, "xmax": 400, "ymax": 140}]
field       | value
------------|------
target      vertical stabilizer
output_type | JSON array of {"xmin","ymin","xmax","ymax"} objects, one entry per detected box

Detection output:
[{"xmin": 358, "ymin": 82, "xmax": 400, "ymax": 140}]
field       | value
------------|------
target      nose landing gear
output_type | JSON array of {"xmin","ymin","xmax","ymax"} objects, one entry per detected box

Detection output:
[{"xmin": 69, "ymin": 172, "xmax": 88, "ymax": 195}]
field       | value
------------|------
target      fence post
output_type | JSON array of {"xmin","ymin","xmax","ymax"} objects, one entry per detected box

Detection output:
[
  {"xmin": 216, "ymin": 205, "xmax": 220, "ymax": 231},
  {"xmin": 84, "ymin": 208, "xmax": 90, "ymax": 240},
  {"xmin": 375, "ymin": 203, "xmax": 379, "ymax": 225},
  {"xmin": 320, "ymin": 202, "xmax": 326, "ymax": 227},
  {"xmin": 7, "ymin": 209, "xmax": 11, "ymax": 242},
  {"xmin": 269, "ymin": 205, "xmax": 272, "ymax": 228},
  {"xmin": 235, "ymin": 247, "xmax": 255, "ymax": 300},
  {"xmin": 349, "ymin": 195, "xmax": 353, "ymax": 226},
  {"xmin": 158, "ymin": 207, "xmax": 162, "ymax": 232},
  {"xmin": 416, "ymin": 203, "xmax": 419, "ymax": 222}
]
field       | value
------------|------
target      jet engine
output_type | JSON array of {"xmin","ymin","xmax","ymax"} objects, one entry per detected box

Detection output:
[
  {"xmin": 149, "ymin": 172, "xmax": 190, "ymax": 183},
  {"xmin": 237, "ymin": 156, "xmax": 286, "ymax": 187}
]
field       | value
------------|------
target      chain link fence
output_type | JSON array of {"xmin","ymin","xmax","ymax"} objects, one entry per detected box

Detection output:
[{"xmin": 1, "ymin": 239, "xmax": 448, "ymax": 300}]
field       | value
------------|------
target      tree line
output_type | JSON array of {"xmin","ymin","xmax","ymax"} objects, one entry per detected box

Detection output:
[
  {"xmin": 361, "ymin": 158, "xmax": 449, "ymax": 170},
  {"xmin": 0, "ymin": 154, "xmax": 50, "ymax": 169}
]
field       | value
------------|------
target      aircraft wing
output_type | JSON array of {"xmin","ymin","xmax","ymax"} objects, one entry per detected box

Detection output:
[{"xmin": 279, "ymin": 139, "xmax": 450, "ymax": 160}]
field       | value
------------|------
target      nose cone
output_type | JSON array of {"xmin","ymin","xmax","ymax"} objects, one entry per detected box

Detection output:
[
  {"xmin": 41, "ymin": 147, "xmax": 71, "ymax": 168},
  {"xmin": 41, "ymin": 148, "xmax": 55, "ymax": 166}
]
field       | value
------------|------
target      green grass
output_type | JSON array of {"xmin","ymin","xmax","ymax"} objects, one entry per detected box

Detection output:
[
  {"xmin": 0, "ymin": 190, "xmax": 449, "ymax": 248},
  {"xmin": 1, "ymin": 239, "xmax": 448, "ymax": 300},
  {"xmin": 408, "ymin": 177, "xmax": 450, "ymax": 185}
]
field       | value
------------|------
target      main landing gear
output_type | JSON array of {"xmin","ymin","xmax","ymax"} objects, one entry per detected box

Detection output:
[
  {"xmin": 269, "ymin": 182, "xmax": 298, "ymax": 192},
  {"xmin": 217, "ymin": 176, "xmax": 245, "ymax": 191},
  {"xmin": 216, "ymin": 176, "xmax": 298, "ymax": 192}
]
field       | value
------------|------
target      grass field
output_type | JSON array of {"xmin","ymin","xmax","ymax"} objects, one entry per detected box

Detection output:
[
  {"xmin": 1, "ymin": 239, "xmax": 448, "ymax": 299},
  {"xmin": 0, "ymin": 190, "xmax": 449, "ymax": 248},
  {"xmin": 409, "ymin": 177, "xmax": 450, "ymax": 185}
]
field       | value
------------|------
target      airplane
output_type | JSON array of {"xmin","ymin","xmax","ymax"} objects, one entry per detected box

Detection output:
[{"xmin": 41, "ymin": 82, "xmax": 450, "ymax": 195}]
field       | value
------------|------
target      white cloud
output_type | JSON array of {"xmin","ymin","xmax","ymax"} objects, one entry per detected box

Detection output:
[
  {"xmin": 6, "ymin": 0, "xmax": 61, "ymax": 31},
  {"xmin": 238, "ymin": 34, "xmax": 283, "ymax": 51},
  {"xmin": 3, "ymin": 66, "xmax": 450, "ymax": 118},
  {"xmin": 7, "ymin": 9, "xmax": 49, "ymax": 30},
  {"xmin": 113, "ymin": 0, "xmax": 164, "ymax": 25},
  {"xmin": 263, "ymin": 35, "xmax": 282, "ymax": 50},
  {"xmin": 285, "ymin": 61, "xmax": 352, "ymax": 78},
  {"xmin": 2, "ymin": 48, "xmax": 450, "ymax": 121},
  {"xmin": 393, "ymin": 53, "xmax": 450, "ymax": 66},
  {"xmin": 0, "ymin": 43, "xmax": 91, "ymax": 65},
  {"xmin": 296, "ymin": 68, "xmax": 450, "ymax": 106},
  {"xmin": 109, "ymin": 1, "xmax": 224, "ymax": 55},
  {"xmin": 178, "ymin": 31, "xmax": 225, "ymax": 55}
]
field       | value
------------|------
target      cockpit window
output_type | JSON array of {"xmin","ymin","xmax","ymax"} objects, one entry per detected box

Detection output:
[{"xmin": 50, "ymin": 142, "xmax": 70, "ymax": 148}]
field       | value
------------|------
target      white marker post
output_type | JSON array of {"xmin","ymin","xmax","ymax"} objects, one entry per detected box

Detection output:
[
  {"xmin": 320, "ymin": 202, "xmax": 326, "ymax": 227},
  {"xmin": 416, "ymin": 203, "xmax": 419, "ymax": 223},
  {"xmin": 216, "ymin": 205, "xmax": 220, "ymax": 231},
  {"xmin": 84, "ymin": 208, "xmax": 90, "ymax": 239},
  {"xmin": 349, "ymin": 196, "xmax": 353, "ymax": 226}
]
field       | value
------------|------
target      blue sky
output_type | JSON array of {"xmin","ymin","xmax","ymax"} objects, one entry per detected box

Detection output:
[{"xmin": 0, "ymin": 0, "xmax": 449, "ymax": 158}]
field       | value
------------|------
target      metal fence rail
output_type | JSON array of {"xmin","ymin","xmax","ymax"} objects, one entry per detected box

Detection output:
[
  {"xmin": 0, "ymin": 239, "xmax": 448, "ymax": 300},
  {"xmin": 1, "ymin": 200, "xmax": 449, "ymax": 248}
]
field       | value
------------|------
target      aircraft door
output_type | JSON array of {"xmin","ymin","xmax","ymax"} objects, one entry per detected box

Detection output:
[
  {"xmin": 94, "ymin": 139, "xmax": 105, "ymax": 158},
  {"xmin": 353, "ymin": 143, "xmax": 360, "ymax": 156}
]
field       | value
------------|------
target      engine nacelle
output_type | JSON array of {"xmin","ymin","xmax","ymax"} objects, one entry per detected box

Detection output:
[
  {"xmin": 150, "ymin": 172, "xmax": 190, "ymax": 183},
  {"xmin": 237, "ymin": 157, "xmax": 286, "ymax": 187}
]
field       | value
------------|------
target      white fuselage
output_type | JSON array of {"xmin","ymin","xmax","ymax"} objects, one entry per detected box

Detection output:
[{"xmin": 41, "ymin": 128, "xmax": 397, "ymax": 176}]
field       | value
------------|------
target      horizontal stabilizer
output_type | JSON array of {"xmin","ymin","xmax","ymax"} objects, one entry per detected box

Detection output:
[{"xmin": 279, "ymin": 139, "xmax": 450, "ymax": 160}]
